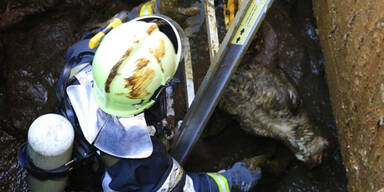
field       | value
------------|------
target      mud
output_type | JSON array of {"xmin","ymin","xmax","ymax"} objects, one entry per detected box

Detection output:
[
  {"xmin": 0, "ymin": 0, "xmax": 348, "ymax": 191},
  {"xmin": 0, "ymin": 130, "xmax": 28, "ymax": 191},
  {"xmin": 157, "ymin": 0, "xmax": 200, "ymax": 22},
  {"xmin": 313, "ymin": 0, "xmax": 384, "ymax": 191}
]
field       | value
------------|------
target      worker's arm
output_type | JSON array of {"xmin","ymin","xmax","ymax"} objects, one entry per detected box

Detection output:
[{"xmin": 102, "ymin": 137, "xmax": 261, "ymax": 192}]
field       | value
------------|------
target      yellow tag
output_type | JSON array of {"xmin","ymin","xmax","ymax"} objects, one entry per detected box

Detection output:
[
  {"xmin": 231, "ymin": 0, "xmax": 266, "ymax": 45},
  {"xmin": 140, "ymin": 0, "xmax": 155, "ymax": 16}
]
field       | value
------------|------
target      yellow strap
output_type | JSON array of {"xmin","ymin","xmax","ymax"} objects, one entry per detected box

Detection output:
[
  {"xmin": 139, "ymin": 3, "xmax": 148, "ymax": 16},
  {"xmin": 207, "ymin": 173, "xmax": 230, "ymax": 192},
  {"xmin": 89, "ymin": 32, "xmax": 105, "ymax": 49},
  {"xmin": 207, "ymin": 173, "xmax": 223, "ymax": 192},
  {"xmin": 88, "ymin": 17, "xmax": 123, "ymax": 49},
  {"xmin": 140, "ymin": 0, "xmax": 154, "ymax": 16},
  {"xmin": 215, "ymin": 173, "xmax": 230, "ymax": 192},
  {"xmin": 106, "ymin": 18, "xmax": 123, "ymax": 29}
]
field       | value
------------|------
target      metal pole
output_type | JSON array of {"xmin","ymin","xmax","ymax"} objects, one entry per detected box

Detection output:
[
  {"xmin": 171, "ymin": 37, "xmax": 194, "ymax": 139},
  {"xmin": 183, "ymin": 37, "xmax": 195, "ymax": 108},
  {"xmin": 171, "ymin": 0, "xmax": 275, "ymax": 164},
  {"xmin": 204, "ymin": 0, "xmax": 220, "ymax": 63}
]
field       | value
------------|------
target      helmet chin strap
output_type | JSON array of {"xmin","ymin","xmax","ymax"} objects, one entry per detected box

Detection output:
[{"xmin": 150, "ymin": 77, "xmax": 175, "ymax": 103}]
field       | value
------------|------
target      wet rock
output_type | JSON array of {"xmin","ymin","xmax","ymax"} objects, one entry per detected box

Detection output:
[
  {"xmin": 0, "ymin": 0, "xmax": 127, "ymax": 30},
  {"xmin": 0, "ymin": 40, "xmax": 5, "ymax": 110},
  {"xmin": 0, "ymin": 130, "xmax": 28, "ymax": 192},
  {"xmin": 0, "ymin": 0, "xmax": 60, "ymax": 30},
  {"xmin": 181, "ymin": 1, "xmax": 204, "ymax": 37},
  {"xmin": 0, "ymin": 12, "xmax": 78, "ymax": 136},
  {"xmin": 158, "ymin": 0, "xmax": 200, "ymax": 23}
]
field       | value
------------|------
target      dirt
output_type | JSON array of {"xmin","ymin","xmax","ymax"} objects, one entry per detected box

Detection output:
[
  {"xmin": 0, "ymin": 130, "xmax": 28, "ymax": 191},
  {"xmin": 312, "ymin": 0, "xmax": 384, "ymax": 191}
]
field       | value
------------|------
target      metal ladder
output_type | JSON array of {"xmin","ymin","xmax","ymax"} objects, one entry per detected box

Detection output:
[{"xmin": 170, "ymin": 0, "xmax": 275, "ymax": 164}]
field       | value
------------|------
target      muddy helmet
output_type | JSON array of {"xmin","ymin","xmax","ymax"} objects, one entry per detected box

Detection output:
[{"xmin": 92, "ymin": 15, "xmax": 185, "ymax": 117}]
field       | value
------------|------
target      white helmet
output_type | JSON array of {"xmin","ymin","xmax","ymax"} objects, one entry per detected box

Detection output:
[{"xmin": 92, "ymin": 15, "xmax": 185, "ymax": 117}]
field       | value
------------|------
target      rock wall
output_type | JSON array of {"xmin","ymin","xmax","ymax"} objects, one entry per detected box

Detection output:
[{"xmin": 312, "ymin": 1, "xmax": 384, "ymax": 191}]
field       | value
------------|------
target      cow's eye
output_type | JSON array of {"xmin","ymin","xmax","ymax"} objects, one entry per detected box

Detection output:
[{"xmin": 288, "ymin": 90, "xmax": 300, "ymax": 114}]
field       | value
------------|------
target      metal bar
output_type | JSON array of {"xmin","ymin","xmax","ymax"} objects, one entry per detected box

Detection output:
[
  {"xmin": 183, "ymin": 37, "xmax": 195, "ymax": 108},
  {"xmin": 204, "ymin": 0, "xmax": 220, "ymax": 64},
  {"xmin": 166, "ymin": 38, "xmax": 194, "ymax": 143},
  {"xmin": 171, "ymin": 0, "xmax": 274, "ymax": 164},
  {"xmin": 170, "ymin": 35, "xmax": 194, "ymax": 143},
  {"xmin": 165, "ymin": 86, "xmax": 176, "ymax": 138}
]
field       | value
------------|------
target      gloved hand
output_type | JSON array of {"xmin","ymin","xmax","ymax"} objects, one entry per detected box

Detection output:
[{"xmin": 220, "ymin": 162, "xmax": 262, "ymax": 192}]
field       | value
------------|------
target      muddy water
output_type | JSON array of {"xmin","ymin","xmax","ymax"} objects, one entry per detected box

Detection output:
[{"xmin": 0, "ymin": 0, "xmax": 347, "ymax": 191}]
